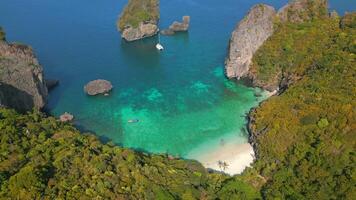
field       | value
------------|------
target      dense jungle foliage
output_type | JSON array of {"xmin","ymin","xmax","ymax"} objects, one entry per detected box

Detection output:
[
  {"xmin": 0, "ymin": 7, "xmax": 354, "ymax": 200},
  {"xmin": 248, "ymin": 12, "xmax": 356, "ymax": 199},
  {"xmin": 0, "ymin": 108, "xmax": 260, "ymax": 199},
  {"xmin": 117, "ymin": 0, "xmax": 159, "ymax": 31}
]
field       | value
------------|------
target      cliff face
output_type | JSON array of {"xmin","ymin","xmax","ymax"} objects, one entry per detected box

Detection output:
[
  {"xmin": 225, "ymin": 4, "xmax": 276, "ymax": 79},
  {"xmin": 0, "ymin": 40, "xmax": 48, "ymax": 112},
  {"xmin": 225, "ymin": 0, "xmax": 329, "ymax": 91},
  {"xmin": 117, "ymin": 0, "xmax": 159, "ymax": 41}
]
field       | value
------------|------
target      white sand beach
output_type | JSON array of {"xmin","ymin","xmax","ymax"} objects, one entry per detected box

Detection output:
[{"xmin": 188, "ymin": 141, "xmax": 255, "ymax": 175}]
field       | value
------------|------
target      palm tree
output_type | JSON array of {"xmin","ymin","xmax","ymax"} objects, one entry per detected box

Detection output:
[{"xmin": 218, "ymin": 160, "xmax": 229, "ymax": 171}]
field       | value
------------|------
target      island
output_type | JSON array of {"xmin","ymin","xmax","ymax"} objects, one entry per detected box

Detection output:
[{"xmin": 117, "ymin": 0, "xmax": 160, "ymax": 41}]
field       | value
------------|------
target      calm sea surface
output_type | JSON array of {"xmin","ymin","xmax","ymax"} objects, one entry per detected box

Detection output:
[{"xmin": 0, "ymin": 0, "xmax": 354, "ymax": 157}]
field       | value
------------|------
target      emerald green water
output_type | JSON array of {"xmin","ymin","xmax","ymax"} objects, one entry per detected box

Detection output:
[{"xmin": 0, "ymin": 0, "xmax": 353, "ymax": 158}]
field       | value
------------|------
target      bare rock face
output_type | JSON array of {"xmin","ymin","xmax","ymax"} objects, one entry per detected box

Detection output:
[
  {"xmin": 121, "ymin": 22, "xmax": 159, "ymax": 42},
  {"xmin": 225, "ymin": 4, "xmax": 276, "ymax": 79},
  {"xmin": 84, "ymin": 79, "xmax": 113, "ymax": 96},
  {"xmin": 277, "ymin": 0, "xmax": 328, "ymax": 23},
  {"xmin": 0, "ymin": 41, "xmax": 48, "ymax": 112}
]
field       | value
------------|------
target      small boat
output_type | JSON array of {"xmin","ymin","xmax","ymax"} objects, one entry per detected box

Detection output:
[
  {"xmin": 156, "ymin": 43, "xmax": 164, "ymax": 51},
  {"xmin": 128, "ymin": 119, "xmax": 139, "ymax": 123},
  {"xmin": 156, "ymin": 33, "xmax": 164, "ymax": 51}
]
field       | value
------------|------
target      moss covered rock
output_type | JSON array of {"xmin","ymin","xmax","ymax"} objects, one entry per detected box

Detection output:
[{"xmin": 117, "ymin": 0, "xmax": 159, "ymax": 41}]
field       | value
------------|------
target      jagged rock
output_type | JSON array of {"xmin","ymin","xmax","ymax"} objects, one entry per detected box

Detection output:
[
  {"xmin": 117, "ymin": 0, "xmax": 160, "ymax": 41},
  {"xmin": 160, "ymin": 29, "xmax": 175, "ymax": 36},
  {"xmin": 121, "ymin": 23, "xmax": 159, "ymax": 42},
  {"xmin": 277, "ymin": 0, "xmax": 328, "ymax": 23},
  {"xmin": 169, "ymin": 16, "xmax": 190, "ymax": 32},
  {"xmin": 84, "ymin": 79, "xmax": 113, "ymax": 96},
  {"xmin": 46, "ymin": 79, "xmax": 59, "ymax": 90},
  {"xmin": 0, "ymin": 41, "xmax": 48, "ymax": 112},
  {"xmin": 60, "ymin": 112, "xmax": 74, "ymax": 122},
  {"xmin": 225, "ymin": 4, "xmax": 276, "ymax": 79}
]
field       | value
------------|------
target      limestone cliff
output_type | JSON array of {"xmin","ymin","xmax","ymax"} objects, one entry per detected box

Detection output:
[
  {"xmin": 0, "ymin": 39, "xmax": 48, "ymax": 112},
  {"xmin": 225, "ymin": 4, "xmax": 276, "ymax": 79},
  {"xmin": 225, "ymin": 0, "xmax": 329, "ymax": 90},
  {"xmin": 117, "ymin": 0, "xmax": 159, "ymax": 41}
]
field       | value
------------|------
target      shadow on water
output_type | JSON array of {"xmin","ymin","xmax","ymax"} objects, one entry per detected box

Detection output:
[{"xmin": 120, "ymin": 36, "xmax": 160, "ymax": 68}]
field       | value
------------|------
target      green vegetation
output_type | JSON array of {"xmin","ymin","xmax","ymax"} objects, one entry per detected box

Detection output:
[
  {"xmin": 0, "ymin": 27, "xmax": 5, "ymax": 41},
  {"xmin": 117, "ymin": 0, "xmax": 159, "ymax": 31},
  {"xmin": 251, "ymin": 16, "xmax": 339, "ymax": 89},
  {"xmin": 247, "ymin": 12, "xmax": 356, "ymax": 199},
  {"xmin": 0, "ymin": 108, "xmax": 260, "ymax": 199},
  {"xmin": 1, "ymin": 5, "xmax": 355, "ymax": 200}
]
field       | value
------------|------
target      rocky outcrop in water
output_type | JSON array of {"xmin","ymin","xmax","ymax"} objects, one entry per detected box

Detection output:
[
  {"xmin": 60, "ymin": 112, "xmax": 74, "ymax": 122},
  {"xmin": 84, "ymin": 79, "xmax": 113, "ymax": 96},
  {"xmin": 161, "ymin": 16, "xmax": 190, "ymax": 36},
  {"xmin": 0, "ymin": 40, "xmax": 48, "ymax": 112},
  {"xmin": 117, "ymin": 0, "xmax": 160, "ymax": 41},
  {"xmin": 169, "ymin": 16, "xmax": 190, "ymax": 32},
  {"xmin": 225, "ymin": 0, "xmax": 329, "ymax": 83},
  {"xmin": 225, "ymin": 4, "xmax": 276, "ymax": 79}
]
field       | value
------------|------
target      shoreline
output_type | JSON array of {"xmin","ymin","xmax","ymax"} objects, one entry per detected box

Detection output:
[
  {"xmin": 187, "ymin": 89, "xmax": 275, "ymax": 175},
  {"xmin": 189, "ymin": 142, "xmax": 255, "ymax": 175}
]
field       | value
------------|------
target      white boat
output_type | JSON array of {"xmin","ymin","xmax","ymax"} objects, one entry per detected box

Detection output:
[
  {"xmin": 156, "ymin": 33, "xmax": 164, "ymax": 51},
  {"xmin": 156, "ymin": 43, "xmax": 164, "ymax": 51}
]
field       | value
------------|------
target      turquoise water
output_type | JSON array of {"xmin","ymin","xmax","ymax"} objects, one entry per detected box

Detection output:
[{"xmin": 0, "ymin": 0, "xmax": 353, "ymax": 157}]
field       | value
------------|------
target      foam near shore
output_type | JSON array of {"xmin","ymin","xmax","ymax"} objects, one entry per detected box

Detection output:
[{"xmin": 187, "ymin": 139, "xmax": 255, "ymax": 175}]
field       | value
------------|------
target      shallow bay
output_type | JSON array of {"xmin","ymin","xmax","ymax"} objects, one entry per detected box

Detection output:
[{"xmin": 0, "ymin": 0, "xmax": 353, "ymax": 159}]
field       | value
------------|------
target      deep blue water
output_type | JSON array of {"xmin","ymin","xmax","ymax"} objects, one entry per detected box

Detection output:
[{"xmin": 0, "ymin": 0, "xmax": 354, "ymax": 157}]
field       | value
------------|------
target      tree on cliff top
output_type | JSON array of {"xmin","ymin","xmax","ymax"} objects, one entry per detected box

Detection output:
[{"xmin": 117, "ymin": 0, "xmax": 159, "ymax": 31}]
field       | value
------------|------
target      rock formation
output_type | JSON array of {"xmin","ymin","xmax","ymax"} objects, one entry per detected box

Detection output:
[
  {"xmin": 60, "ymin": 112, "xmax": 74, "ymax": 122},
  {"xmin": 225, "ymin": 4, "xmax": 276, "ymax": 79},
  {"xmin": 225, "ymin": 0, "xmax": 329, "ymax": 83},
  {"xmin": 84, "ymin": 79, "xmax": 113, "ymax": 96},
  {"xmin": 117, "ymin": 0, "xmax": 160, "ymax": 41},
  {"xmin": 0, "ymin": 39, "xmax": 48, "ymax": 112},
  {"xmin": 161, "ymin": 16, "xmax": 190, "ymax": 36}
]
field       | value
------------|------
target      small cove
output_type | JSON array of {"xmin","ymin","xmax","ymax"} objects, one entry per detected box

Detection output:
[{"xmin": 0, "ymin": 0, "xmax": 353, "ymax": 170}]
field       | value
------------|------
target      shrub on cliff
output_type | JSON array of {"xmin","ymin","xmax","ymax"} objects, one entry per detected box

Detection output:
[
  {"xmin": 247, "ymin": 13, "xmax": 355, "ymax": 199},
  {"xmin": 117, "ymin": 0, "xmax": 159, "ymax": 31}
]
